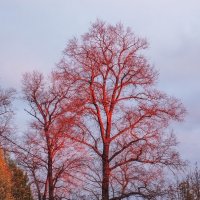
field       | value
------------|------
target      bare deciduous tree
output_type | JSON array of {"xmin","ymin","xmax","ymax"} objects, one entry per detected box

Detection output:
[
  {"xmin": 167, "ymin": 165, "xmax": 200, "ymax": 200},
  {"xmin": 18, "ymin": 71, "xmax": 86, "ymax": 200},
  {"xmin": 0, "ymin": 86, "xmax": 15, "ymax": 147},
  {"xmin": 58, "ymin": 20, "xmax": 186, "ymax": 200}
]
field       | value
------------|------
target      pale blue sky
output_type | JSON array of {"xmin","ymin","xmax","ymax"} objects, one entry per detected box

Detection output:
[{"xmin": 1, "ymin": 0, "xmax": 200, "ymax": 163}]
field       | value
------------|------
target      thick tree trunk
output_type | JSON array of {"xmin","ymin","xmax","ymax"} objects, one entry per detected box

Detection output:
[
  {"xmin": 46, "ymin": 133, "xmax": 54, "ymax": 200},
  {"xmin": 48, "ymin": 149, "xmax": 54, "ymax": 200},
  {"xmin": 102, "ymin": 143, "xmax": 110, "ymax": 200}
]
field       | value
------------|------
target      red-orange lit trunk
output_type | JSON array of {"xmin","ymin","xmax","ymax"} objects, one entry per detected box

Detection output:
[{"xmin": 102, "ymin": 143, "xmax": 110, "ymax": 200}]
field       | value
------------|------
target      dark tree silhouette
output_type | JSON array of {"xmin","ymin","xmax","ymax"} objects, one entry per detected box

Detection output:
[
  {"xmin": 168, "ymin": 165, "xmax": 200, "ymax": 200},
  {"xmin": 0, "ymin": 86, "xmax": 15, "ymax": 147},
  {"xmin": 8, "ymin": 159, "xmax": 33, "ymax": 200}
]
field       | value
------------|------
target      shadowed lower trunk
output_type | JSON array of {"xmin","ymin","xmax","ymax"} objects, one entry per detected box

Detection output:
[
  {"xmin": 48, "ymin": 153, "xmax": 54, "ymax": 200},
  {"xmin": 46, "ymin": 135, "xmax": 54, "ymax": 200},
  {"xmin": 102, "ymin": 143, "xmax": 110, "ymax": 200}
]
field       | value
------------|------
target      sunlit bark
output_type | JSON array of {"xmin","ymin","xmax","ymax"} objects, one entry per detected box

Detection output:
[
  {"xmin": 59, "ymin": 20, "xmax": 186, "ymax": 200},
  {"xmin": 17, "ymin": 71, "xmax": 86, "ymax": 199}
]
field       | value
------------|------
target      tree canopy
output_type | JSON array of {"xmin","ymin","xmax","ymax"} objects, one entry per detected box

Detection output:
[
  {"xmin": 0, "ymin": 20, "xmax": 188, "ymax": 200},
  {"xmin": 57, "ymin": 20, "xmax": 186, "ymax": 200}
]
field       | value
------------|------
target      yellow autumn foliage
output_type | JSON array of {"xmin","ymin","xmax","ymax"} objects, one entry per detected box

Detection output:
[{"xmin": 0, "ymin": 149, "xmax": 14, "ymax": 200}]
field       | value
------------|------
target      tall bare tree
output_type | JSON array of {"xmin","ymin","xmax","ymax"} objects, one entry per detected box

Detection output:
[
  {"xmin": 58, "ymin": 20, "xmax": 186, "ymax": 200},
  {"xmin": 19, "ymin": 71, "xmax": 86, "ymax": 200},
  {"xmin": 0, "ymin": 85, "xmax": 15, "ymax": 147}
]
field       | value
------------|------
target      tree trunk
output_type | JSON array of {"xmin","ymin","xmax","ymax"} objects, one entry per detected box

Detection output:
[
  {"xmin": 42, "ymin": 179, "xmax": 47, "ymax": 200},
  {"xmin": 48, "ymin": 149, "xmax": 54, "ymax": 200},
  {"xmin": 102, "ymin": 143, "xmax": 110, "ymax": 200},
  {"xmin": 46, "ymin": 134, "xmax": 54, "ymax": 200},
  {"xmin": 32, "ymin": 170, "xmax": 42, "ymax": 200}
]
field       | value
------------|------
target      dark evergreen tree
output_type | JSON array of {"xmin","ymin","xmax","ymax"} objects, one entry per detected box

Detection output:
[{"xmin": 8, "ymin": 160, "xmax": 33, "ymax": 200}]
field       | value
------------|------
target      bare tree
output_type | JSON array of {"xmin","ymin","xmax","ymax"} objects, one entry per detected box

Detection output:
[
  {"xmin": 0, "ymin": 85, "xmax": 15, "ymax": 147},
  {"xmin": 167, "ymin": 165, "xmax": 200, "ymax": 200},
  {"xmin": 58, "ymin": 20, "xmax": 186, "ymax": 200},
  {"xmin": 18, "ymin": 71, "xmax": 86, "ymax": 200}
]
